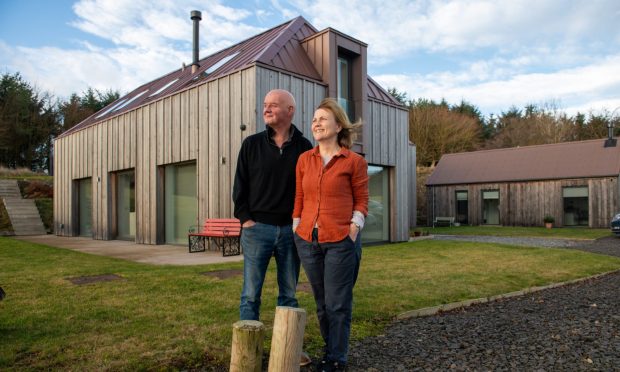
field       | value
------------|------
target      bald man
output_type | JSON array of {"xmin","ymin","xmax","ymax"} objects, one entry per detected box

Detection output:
[{"xmin": 233, "ymin": 89, "xmax": 313, "ymax": 322}]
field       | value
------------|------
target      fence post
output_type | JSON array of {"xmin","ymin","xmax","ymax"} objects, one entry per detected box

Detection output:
[
  {"xmin": 268, "ymin": 306, "xmax": 307, "ymax": 372},
  {"xmin": 230, "ymin": 320, "xmax": 265, "ymax": 372}
]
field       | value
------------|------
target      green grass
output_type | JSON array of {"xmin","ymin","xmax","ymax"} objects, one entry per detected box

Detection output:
[
  {"xmin": 34, "ymin": 199, "xmax": 53, "ymax": 233},
  {"xmin": 0, "ymin": 201, "xmax": 13, "ymax": 234},
  {"xmin": 1, "ymin": 237, "xmax": 619, "ymax": 370},
  {"xmin": 423, "ymin": 225, "xmax": 612, "ymax": 240}
]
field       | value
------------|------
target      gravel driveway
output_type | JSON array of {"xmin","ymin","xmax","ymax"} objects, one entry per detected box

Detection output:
[{"xmin": 345, "ymin": 235, "xmax": 620, "ymax": 371}]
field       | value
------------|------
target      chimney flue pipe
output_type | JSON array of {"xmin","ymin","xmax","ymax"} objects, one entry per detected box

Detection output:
[{"xmin": 191, "ymin": 10, "xmax": 202, "ymax": 73}]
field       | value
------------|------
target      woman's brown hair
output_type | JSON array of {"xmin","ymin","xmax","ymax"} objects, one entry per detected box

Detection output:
[{"xmin": 316, "ymin": 98, "xmax": 362, "ymax": 149}]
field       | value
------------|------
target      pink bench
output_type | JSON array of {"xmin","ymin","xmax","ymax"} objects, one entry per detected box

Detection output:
[{"xmin": 188, "ymin": 218, "xmax": 242, "ymax": 256}]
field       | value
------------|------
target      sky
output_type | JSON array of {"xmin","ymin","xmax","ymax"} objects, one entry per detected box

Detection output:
[{"xmin": 1, "ymin": 0, "xmax": 619, "ymax": 118}]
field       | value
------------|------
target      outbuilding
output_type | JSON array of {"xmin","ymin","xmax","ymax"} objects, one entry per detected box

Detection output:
[
  {"xmin": 53, "ymin": 15, "xmax": 415, "ymax": 245},
  {"xmin": 426, "ymin": 138, "xmax": 620, "ymax": 228}
]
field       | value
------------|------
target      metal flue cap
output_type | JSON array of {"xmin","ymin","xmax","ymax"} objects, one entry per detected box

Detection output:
[{"xmin": 191, "ymin": 10, "xmax": 202, "ymax": 20}]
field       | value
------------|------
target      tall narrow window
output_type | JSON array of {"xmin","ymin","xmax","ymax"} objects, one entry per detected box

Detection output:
[
  {"xmin": 337, "ymin": 55, "xmax": 354, "ymax": 120},
  {"xmin": 164, "ymin": 163, "xmax": 197, "ymax": 244},
  {"xmin": 116, "ymin": 170, "xmax": 135, "ymax": 240},
  {"xmin": 563, "ymin": 186, "xmax": 589, "ymax": 226},
  {"xmin": 455, "ymin": 190, "xmax": 468, "ymax": 225},
  {"xmin": 363, "ymin": 165, "xmax": 390, "ymax": 243},
  {"xmin": 77, "ymin": 178, "xmax": 92, "ymax": 237},
  {"xmin": 482, "ymin": 190, "xmax": 500, "ymax": 225}
]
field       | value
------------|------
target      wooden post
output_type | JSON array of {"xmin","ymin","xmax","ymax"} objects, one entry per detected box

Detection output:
[
  {"xmin": 268, "ymin": 306, "xmax": 307, "ymax": 372},
  {"xmin": 230, "ymin": 320, "xmax": 265, "ymax": 372}
]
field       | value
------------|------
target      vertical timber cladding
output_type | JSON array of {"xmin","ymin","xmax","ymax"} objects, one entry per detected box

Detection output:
[
  {"xmin": 364, "ymin": 100, "xmax": 410, "ymax": 242},
  {"xmin": 198, "ymin": 68, "xmax": 257, "ymax": 223},
  {"xmin": 427, "ymin": 177, "xmax": 618, "ymax": 228}
]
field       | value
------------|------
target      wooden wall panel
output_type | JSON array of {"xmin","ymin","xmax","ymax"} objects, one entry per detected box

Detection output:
[
  {"xmin": 135, "ymin": 107, "xmax": 144, "ymax": 243},
  {"xmin": 172, "ymin": 94, "xmax": 181, "ymax": 164},
  {"xmin": 229, "ymin": 72, "xmax": 243, "ymax": 217},
  {"xmin": 198, "ymin": 83, "xmax": 209, "ymax": 226},
  {"xmin": 219, "ymin": 75, "xmax": 231, "ymax": 219},
  {"xmin": 428, "ymin": 177, "xmax": 619, "ymax": 228},
  {"xmin": 148, "ymin": 103, "xmax": 157, "ymax": 244},
  {"xmin": 208, "ymin": 80, "xmax": 220, "ymax": 218}
]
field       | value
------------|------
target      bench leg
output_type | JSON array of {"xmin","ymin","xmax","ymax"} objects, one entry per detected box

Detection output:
[
  {"xmin": 211, "ymin": 237, "xmax": 241, "ymax": 256},
  {"xmin": 189, "ymin": 235, "xmax": 206, "ymax": 253}
]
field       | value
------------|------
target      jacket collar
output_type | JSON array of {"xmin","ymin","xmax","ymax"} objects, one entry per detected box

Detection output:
[{"xmin": 311, "ymin": 145, "xmax": 350, "ymax": 158}]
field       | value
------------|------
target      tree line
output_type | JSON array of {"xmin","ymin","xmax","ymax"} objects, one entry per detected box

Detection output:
[
  {"xmin": 388, "ymin": 88, "xmax": 620, "ymax": 167},
  {"xmin": 1, "ymin": 72, "xmax": 618, "ymax": 173},
  {"xmin": 0, "ymin": 72, "xmax": 119, "ymax": 172}
]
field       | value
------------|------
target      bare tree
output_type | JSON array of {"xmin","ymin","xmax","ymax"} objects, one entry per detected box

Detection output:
[{"xmin": 409, "ymin": 104, "xmax": 481, "ymax": 166}]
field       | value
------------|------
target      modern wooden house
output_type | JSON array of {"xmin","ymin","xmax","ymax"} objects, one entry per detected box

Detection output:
[
  {"xmin": 426, "ymin": 138, "xmax": 620, "ymax": 228},
  {"xmin": 53, "ymin": 15, "xmax": 414, "ymax": 246}
]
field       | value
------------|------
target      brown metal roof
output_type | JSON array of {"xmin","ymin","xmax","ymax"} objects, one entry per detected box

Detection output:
[
  {"xmin": 367, "ymin": 76, "xmax": 403, "ymax": 106},
  {"xmin": 426, "ymin": 138, "xmax": 620, "ymax": 186},
  {"xmin": 61, "ymin": 16, "xmax": 400, "ymax": 137}
]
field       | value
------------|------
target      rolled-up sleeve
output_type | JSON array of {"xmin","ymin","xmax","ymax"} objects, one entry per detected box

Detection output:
[{"xmin": 351, "ymin": 157, "xmax": 369, "ymax": 216}]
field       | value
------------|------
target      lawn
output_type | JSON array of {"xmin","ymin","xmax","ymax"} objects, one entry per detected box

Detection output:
[
  {"xmin": 1, "ymin": 237, "xmax": 619, "ymax": 370},
  {"xmin": 424, "ymin": 225, "xmax": 612, "ymax": 240}
]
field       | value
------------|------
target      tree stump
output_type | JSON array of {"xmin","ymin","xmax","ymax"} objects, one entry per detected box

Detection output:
[
  {"xmin": 230, "ymin": 320, "xmax": 265, "ymax": 372},
  {"xmin": 268, "ymin": 306, "xmax": 307, "ymax": 372}
]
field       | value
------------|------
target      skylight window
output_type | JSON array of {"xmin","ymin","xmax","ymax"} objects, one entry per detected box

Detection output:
[
  {"xmin": 113, "ymin": 90, "xmax": 148, "ymax": 112},
  {"xmin": 149, "ymin": 79, "xmax": 179, "ymax": 97},
  {"xmin": 206, "ymin": 52, "xmax": 240, "ymax": 74},
  {"xmin": 95, "ymin": 98, "xmax": 128, "ymax": 119}
]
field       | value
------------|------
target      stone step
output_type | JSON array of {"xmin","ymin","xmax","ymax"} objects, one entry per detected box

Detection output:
[
  {"xmin": 2, "ymin": 196, "xmax": 47, "ymax": 235},
  {"xmin": 0, "ymin": 180, "xmax": 22, "ymax": 198}
]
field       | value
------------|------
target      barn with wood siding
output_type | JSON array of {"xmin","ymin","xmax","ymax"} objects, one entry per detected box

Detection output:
[
  {"xmin": 426, "ymin": 138, "xmax": 620, "ymax": 228},
  {"xmin": 53, "ymin": 15, "xmax": 415, "ymax": 246}
]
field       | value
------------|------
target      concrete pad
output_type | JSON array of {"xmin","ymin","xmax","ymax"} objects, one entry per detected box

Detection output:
[{"xmin": 14, "ymin": 235, "xmax": 244, "ymax": 266}]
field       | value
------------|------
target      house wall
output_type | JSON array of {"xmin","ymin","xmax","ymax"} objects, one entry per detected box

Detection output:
[
  {"xmin": 426, "ymin": 177, "xmax": 619, "ymax": 228},
  {"xmin": 54, "ymin": 66, "xmax": 328, "ymax": 243},
  {"xmin": 365, "ymin": 99, "xmax": 411, "ymax": 241}
]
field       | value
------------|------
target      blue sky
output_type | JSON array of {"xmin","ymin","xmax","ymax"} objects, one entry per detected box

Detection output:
[{"xmin": 1, "ymin": 0, "xmax": 619, "ymax": 118}]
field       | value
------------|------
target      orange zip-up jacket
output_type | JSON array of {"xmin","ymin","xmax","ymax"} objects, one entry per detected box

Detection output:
[{"xmin": 293, "ymin": 146, "xmax": 369, "ymax": 243}]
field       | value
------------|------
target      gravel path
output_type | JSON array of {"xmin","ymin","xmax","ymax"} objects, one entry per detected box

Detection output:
[{"xmin": 344, "ymin": 235, "xmax": 620, "ymax": 371}]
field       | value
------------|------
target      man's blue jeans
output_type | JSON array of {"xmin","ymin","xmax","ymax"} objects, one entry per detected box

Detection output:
[
  {"xmin": 294, "ymin": 229, "xmax": 362, "ymax": 364},
  {"xmin": 239, "ymin": 222, "xmax": 300, "ymax": 320}
]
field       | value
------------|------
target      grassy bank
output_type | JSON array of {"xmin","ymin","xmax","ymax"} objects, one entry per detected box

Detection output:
[
  {"xmin": 424, "ymin": 225, "xmax": 611, "ymax": 240},
  {"xmin": 1, "ymin": 237, "xmax": 619, "ymax": 370}
]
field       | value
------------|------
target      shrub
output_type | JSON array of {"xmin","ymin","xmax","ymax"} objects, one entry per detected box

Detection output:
[{"xmin": 543, "ymin": 215, "xmax": 555, "ymax": 223}]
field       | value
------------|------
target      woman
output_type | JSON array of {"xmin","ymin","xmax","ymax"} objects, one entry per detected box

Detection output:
[{"xmin": 292, "ymin": 98, "xmax": 368, "ymax": 371}]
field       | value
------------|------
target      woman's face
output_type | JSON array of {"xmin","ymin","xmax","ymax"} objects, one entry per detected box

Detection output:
[{"xmin": 312, "ymin": 108, "xmax": 341, "ymax": 143}]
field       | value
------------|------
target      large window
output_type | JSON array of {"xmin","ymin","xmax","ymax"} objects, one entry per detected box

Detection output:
[
  {"xmin": 563, "ymin": 186, "xmax": 589, "ymax": 226},
  {"xmin": 164, "ymin": 163, "xmax": 197, "ymax": 244},
  {"xmin": 363, "ymin": 165, "xmax": 390, "ymax": 243},
  {"xmin": 116, "ymin": 170, "xmax": 135, "ymax": 240},
  {"xmin": 482, "ymin": 190, "xmax": 500, "ymax": 225},
  {"xmin": 77, "ymin": 178, "xmax": 92, "ymax": 237},
  {"xmin": 455, "ymin": 190, "xmax": 468, "ymax": 225},
  {"xmin": 337, "ymin": 55, "xmax": 354, "ymax": 120}
]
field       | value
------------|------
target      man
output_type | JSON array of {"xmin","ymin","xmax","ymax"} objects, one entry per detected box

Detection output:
[{"xmin": 233, "ymin": 88, "xmax": 313, "ymax": 322}]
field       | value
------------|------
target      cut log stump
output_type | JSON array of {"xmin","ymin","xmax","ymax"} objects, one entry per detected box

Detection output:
[
  {"xmin": 230, "ymin": 320, "xmax": 265, "ymax": 372},
  {"xmin": 268, "ymin": 306, "xmax": 307, "ymax": 372}
]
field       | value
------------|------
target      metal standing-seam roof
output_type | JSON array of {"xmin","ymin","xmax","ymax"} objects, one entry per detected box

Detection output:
[
  {"xmin": 61, "ymin": 15, "xmax": 404, "ymax": 138},
  {"xmin": 426, "ymin": 138, "xmax": 620, "ymax": 186},
  {"xmin": 61, "ymin": 16, "xmax": 322, "ymax": 137}
]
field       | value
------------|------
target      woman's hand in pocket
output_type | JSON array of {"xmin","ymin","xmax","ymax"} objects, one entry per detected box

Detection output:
[{"xmin": 349, "ymin": 222, "xmax": 359, "ymax": 241}]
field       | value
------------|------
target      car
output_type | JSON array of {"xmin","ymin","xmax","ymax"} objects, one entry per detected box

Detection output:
[{"xmin": 612, "ymin": 212, "xmax": 620, "ymax": 237}]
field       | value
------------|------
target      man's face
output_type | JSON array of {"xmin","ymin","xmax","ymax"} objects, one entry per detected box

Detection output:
[{"xmin": 263, "ymin": 92, "xmax": 292, "ymax": 127}]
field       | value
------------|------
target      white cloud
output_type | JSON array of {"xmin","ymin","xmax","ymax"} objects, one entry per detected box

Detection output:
[
  {"xmin": 374, "ymin": 54, "xmax": 620, "ymax": 116},
  {"xmin": 287, "ymin": 0, "xmax": 620, "ymax": 62},
  {"xmin": 0, "ymin": 0, "xmax": 263, "ymax": 98}
]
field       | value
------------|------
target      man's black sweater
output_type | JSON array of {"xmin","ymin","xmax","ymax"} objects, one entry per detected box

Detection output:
[{"xmin": 233, "ymin": 125, "xmax": 313, "ymax": 226}]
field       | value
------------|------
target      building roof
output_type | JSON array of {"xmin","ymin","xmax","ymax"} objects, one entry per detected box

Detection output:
[
  {"xmin": 61, "ymin": 16, "xmax": 400, "ymax": 137},
  {"xmin": 426, "ymin": 138, "xmax": 620, "ymax": 186}
]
